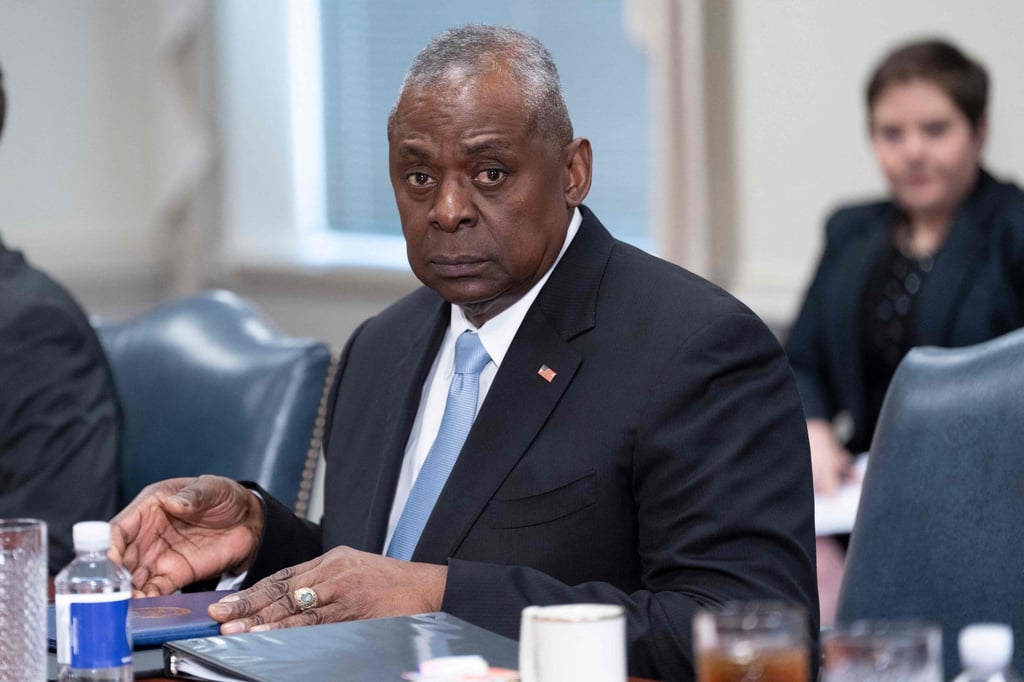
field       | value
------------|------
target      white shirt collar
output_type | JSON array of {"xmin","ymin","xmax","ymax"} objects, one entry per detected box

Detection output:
[{"xmin": 448, "ymin": 207, "xmax": 582, "ymax": 367}]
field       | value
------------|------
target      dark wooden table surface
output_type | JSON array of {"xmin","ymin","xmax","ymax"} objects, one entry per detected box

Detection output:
[{"xmin": 124, "ymin": 671, "xmax": 652, "ymax": 681}]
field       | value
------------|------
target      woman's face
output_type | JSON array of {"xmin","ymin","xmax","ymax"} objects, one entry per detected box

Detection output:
[{"xmin": 869, "ymin": 78, "xmax": 985, "ymax": 221}]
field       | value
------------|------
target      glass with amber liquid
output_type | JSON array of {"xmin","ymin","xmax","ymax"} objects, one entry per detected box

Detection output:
[
  {"xmin": 822, "ymin": 621, "xmax": 942, "ymax": 681},
  {"xmin": 694, "ymin": 601, "xmax": 810, "ymax": 682}
]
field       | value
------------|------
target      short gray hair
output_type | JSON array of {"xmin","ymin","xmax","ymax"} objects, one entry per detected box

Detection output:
[{"xmin": 387, "ymin": 25, "xmax": 573, "ymax": 147}]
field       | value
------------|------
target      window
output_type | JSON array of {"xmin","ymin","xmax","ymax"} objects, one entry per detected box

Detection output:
[
  {"xmin": 317, "ymin": 1, "xmax": 650, "ymax": 249},
  {"xmin": 217, "ymin": 1, "xmax": 650, "ymax": 268}
]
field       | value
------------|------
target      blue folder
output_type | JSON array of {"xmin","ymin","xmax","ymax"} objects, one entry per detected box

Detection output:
[{"xmin": 48, "ymin": 590, "xmax": 232, "ymax": 650}]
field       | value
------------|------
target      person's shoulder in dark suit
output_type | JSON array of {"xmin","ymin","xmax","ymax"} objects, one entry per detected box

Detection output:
[
  {"xmin": 0, "ymin": 238, "xmax": 120, "ymax": 574},
  {"xmin": 605, "ymin": 234, "xmax": 762, "ymax": 323},
  {"xmin": 821, "ymin": 199, "xmax": 893, "ymax": 247}
]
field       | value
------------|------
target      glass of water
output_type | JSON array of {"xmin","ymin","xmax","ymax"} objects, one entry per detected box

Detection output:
[
  {"xmin": 0, "ymin": 519, "xmax": 47, "ymax": 682},
  {"xmin": 823, "ymin": 620, "xmax": 943, "ymax": 682}
]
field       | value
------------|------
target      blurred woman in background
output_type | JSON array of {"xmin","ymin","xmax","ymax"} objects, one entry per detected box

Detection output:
[{"xmin": 785, "ymin": 38, "xmax": 1024, "ymax": 622}]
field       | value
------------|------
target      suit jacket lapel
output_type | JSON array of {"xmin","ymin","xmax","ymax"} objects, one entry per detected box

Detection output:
[
  {"xmin": 361, "ymin": 296, "xmax": 449, "ymax": 553},
  {"xmin": 916, "ymin": 170, "xmax": 1001, "ymax": 345},
  {"xmin": 411, "ymin": 207, "xmax": 612, "ymax": 563},
  {"xmin": 826, "ymin": 216, "xmax": 887, "ymax": 435}
]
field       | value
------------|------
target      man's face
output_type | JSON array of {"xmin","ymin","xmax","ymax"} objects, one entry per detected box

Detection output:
[{"xmin": 388, "ymin": 69, "xmax": 590, "ymax": 327}]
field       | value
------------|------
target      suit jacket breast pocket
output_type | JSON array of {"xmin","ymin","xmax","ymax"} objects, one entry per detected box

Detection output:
[{"xmin": 484, "ymin": 470, "xmax": 598, "ymax": 529}]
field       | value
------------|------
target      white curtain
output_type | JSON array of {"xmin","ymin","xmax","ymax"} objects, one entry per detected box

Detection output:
[
  {"xmin": 155, "ymin": 0, "xmax": 223, "ymax": 296},
  {"xmin": 626, "ymin": 0, "xmax": 714, "ymax": 278}
]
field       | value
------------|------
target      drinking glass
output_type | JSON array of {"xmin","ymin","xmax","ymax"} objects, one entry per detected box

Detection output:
[
  {"xmin": 0, "ymin": 519, "xmax": 47, "ymax": 682},
  {"xmin": 822, "ymin": 620, "xmax": 942, "ymax": 682},
  {"xmin": 694, "ymin": 601, "xmax": 810, "ymax": 682}
]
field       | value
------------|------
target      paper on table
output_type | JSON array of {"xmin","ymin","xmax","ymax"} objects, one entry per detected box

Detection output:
[{"xmin": 814, "ymin": 455, "xmax": 869, "ymax": 536}]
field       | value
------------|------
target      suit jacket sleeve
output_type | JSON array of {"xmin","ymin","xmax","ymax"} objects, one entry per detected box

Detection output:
[
  {"xmin": 241, "ymin": 322, "xmax": 365, "ymax": 585},
  {"xmin": 784, "ymin": 210, "xmax": 852, "ymax": 421},
  {"xmin": 0, "ymin": 299, "xmax": 119, "ymax": 573},
  {"xmin": 240, "ymin": 483, "xmax": 323, "ymax": 586},
  {"xmin": 442, "ymin": 312, "xmax": 818, "ymax": 679},
  {"xmin": 1005, "ymin": 202, "xmax": 1024, "ymax": 321}
]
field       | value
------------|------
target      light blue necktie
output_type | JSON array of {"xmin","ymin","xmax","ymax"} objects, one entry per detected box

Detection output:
[{"xmin": 387, "ymin": 331, "xmax": 491, "ymax": 561}]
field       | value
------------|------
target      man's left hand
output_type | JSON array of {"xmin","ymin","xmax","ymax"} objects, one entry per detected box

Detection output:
[{"xmin": 207, "ymin": 545, "xmax": 447, "ymax": 633}]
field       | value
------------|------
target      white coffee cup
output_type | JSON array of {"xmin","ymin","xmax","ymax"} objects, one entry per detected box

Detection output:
[{"xmin": 519, "ymin": 603, "xmax": 627, "ymax": 682}]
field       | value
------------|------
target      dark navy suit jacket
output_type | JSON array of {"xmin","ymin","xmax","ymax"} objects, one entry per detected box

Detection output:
[
  {"xmin": 0, "ymin": 236, "xmax": 120, "ymax": 573},
  {"xmin": 785, "ymin": 169, "xmax": 1024, "ymax": 449},
  {"xmin": 247, "ymin": 208, "xmax": 818, "ymax": 681}
]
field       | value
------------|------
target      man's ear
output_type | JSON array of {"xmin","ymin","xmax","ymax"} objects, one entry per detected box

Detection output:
[{"xmin": 563, "ymin": 138, "xmax": 592, "ymax": 208}]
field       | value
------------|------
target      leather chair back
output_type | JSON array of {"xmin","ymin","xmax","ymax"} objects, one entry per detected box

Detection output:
[
  {"xmin": 95, "ymin": 290, "xmax": 334, "ymax": 515},
  {"xmin": 836, "ymin": 326, "xmax": 1024, "ymax": 675}
]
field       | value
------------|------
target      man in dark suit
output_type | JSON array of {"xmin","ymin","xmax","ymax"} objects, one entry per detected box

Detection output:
[
  {"xmin": 111, "ymin": 26, "xmax": 817, "ymax": 680},
  {"xmin": 0, "ymin": 63, "xmax": 121, "ymax": 573}
]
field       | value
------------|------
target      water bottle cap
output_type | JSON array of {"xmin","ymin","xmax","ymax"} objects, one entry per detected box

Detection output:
[
  {"xmin": 959, "ymin": 623, "xmax": 1014, "ymax": 672},
  {"xmin": 72, "ymin": 521, "xmax": 112, "ymax": 552}
]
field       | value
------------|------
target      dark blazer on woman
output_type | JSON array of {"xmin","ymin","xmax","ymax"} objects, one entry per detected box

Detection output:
[
  {"xmin": 0, "ymin": 236, "xmax": 120, "ymax": 573},
  {"xmin": 244, "ymin": 207, "xmax": 818, "ymax": 681},
  {"xmin": 785, "ymin": 169, "xmax": 1024, "ymax": 450}
]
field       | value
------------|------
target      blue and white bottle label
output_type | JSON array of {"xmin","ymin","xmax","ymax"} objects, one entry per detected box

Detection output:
[{"xmin": 55, "ymin": 593, "xmax": 132, "ymax": 668}]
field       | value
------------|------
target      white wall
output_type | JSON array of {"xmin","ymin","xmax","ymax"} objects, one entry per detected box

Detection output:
[
  {"xmin": 724, "ymin": 0, "xmax": 1024, "ymax": 325},
  {"xmin": 0, "ymin": 0, "xmax": 163, "ymax": 315},
  {"xmin": 3, "ymin": 1, "xmax": 1023, "ymax": 338},
  {"xmin": 0, "ymin": 0, "xmax": 417, "ymax": 346}
]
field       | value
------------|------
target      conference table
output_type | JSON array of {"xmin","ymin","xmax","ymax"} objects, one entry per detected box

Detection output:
[
  {"xmin": 48, "ymin": 647, "xmax": 659, "ymax": 675},
  {"xmin": 47, "ymin": 581, "xmax": 659, "ymax": 681},
  {"xmin": 116, "ymin": 658, "xmax": 658, "ymax": 681},
  {"xmin": 132, "ymin": 671, "xmax": 659, "ymax": 675},
  {"xmin": 52, "ymin": 651, "xmax": 659, "ymax": 681},
  {"xmin": 134, "ymin": 673, "xmax": 659, "ymax": 681}
]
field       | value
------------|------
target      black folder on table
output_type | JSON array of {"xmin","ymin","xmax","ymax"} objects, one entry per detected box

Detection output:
[{"xmin": 163, "ymin": 611, "xmax": 519, "ymax": 681}]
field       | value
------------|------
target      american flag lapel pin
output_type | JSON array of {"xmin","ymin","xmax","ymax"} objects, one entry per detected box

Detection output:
[{"xmin": 537, "ymin": 364, "xmax": 557, "ymax": 383}]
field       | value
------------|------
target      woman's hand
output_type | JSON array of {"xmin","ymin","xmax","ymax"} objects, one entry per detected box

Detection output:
[{"xmin": 807, "ymin": 419, "xmax": 855, "ymax": 495}]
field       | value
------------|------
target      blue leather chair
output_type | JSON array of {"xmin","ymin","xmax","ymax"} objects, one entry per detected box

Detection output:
[
  {"xmin": 836, "ymin": 326, "xmax": 1024, "ymax": 676},
  {"xmin": 94, "ymin": 290, "xmax": 336, "ymax": 516}
]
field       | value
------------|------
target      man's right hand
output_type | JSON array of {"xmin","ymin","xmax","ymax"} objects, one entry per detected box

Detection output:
[
  {"xmin": 109, "ymin": 475, "xmax": 265, "ymax": 597},
  {"xmin": 806, "ymin": 419, "xmax": 855, "ymax": 496}
]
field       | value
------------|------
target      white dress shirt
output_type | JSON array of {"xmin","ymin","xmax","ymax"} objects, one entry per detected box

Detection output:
[
  {"xmin": 218, "ymin": 209, "xmax": 582, "ymax": 589},
  {"xmin": 383, "ymin": 208, "xmax": 582, "ymax": 552}
]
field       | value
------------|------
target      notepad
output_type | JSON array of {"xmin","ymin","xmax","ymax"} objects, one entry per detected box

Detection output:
[{"xmin": 814, "ymin": 454, "xmax": 869, "ymax": 536}]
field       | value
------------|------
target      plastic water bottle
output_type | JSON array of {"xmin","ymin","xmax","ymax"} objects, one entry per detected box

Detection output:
[
  {"xmin": 952, "ymin": 623, "xmax": 1022, "ymax": 682},
  {"xmin": 54, "ymin": 521, "xmax": 133, "ymax": 681}
]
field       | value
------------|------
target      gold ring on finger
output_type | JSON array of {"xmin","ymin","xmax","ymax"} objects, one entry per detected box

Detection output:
[{"xmin": 293, "ymin": 586, "xmax": 318, "ymax": 612}]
